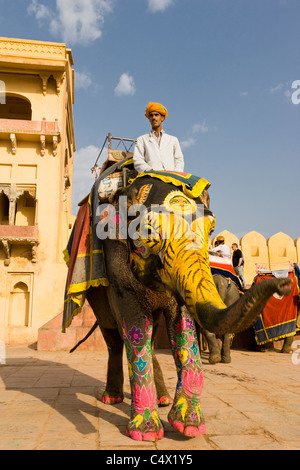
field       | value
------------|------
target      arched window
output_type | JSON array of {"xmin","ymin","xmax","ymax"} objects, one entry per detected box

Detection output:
[
  {"xmin": 0, "ymin": 191, "xmax": 9, "ymax": 225},
  {"xmin": 8, "ymin": 282, "xmax": 30, "ymax": 327},
  {"xmin": 0, "ymin": 94, "xmax": 32, "ymax": 120},
  {"xmin": 15, "ymin": 192, "xmax": 36, "ymax": 226}
]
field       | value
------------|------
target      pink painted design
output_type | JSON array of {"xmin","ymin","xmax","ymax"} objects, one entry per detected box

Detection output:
[
  {"xmin": 169, "ymin": 419, "xmax": 206, "ymax": 436},
  {"xmin": 184, "ymin": 424, "xmax": 206, "ymax": 437},
  {"xmin": 132, "ymin": 344, "xmax": 146, "ymax": 357},
  {"xmin": 102, "ymin": 396, "xmax": 123, "ymax": 404},
  {"xmin": 126, "ymin": 428, "xmax": 164, "ymax": 441},
  {"xmin": 157, "ymin": 395, "xmax": 173, "ymax": 405},
  {"xmin": 132, "ymin": 383, "xmax": 156, "ymax": 414},
  {"xmin": 182, "ymin": 369, "xmax": 204, "ymax": 398},
  {"xmin": 146, "ymin": 317, "xmax": 152, "ymax": 335},
  {"xmin": 172, "ymin": 420, "xmax": 184, "ymax": 433}
]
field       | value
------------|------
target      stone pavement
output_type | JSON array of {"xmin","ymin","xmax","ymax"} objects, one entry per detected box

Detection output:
[{"xmin": 0, "ymin": 345, "xmax": 299, "ymax": 451}]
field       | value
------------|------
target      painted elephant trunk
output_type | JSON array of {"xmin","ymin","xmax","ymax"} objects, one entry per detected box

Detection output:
[
  {"xmin": 159, "ymin": 224, "xmax": 292, "ymax": 336},
  {"xmin": 167, "ymin": 247, "xmax": 293, "ymax": 335},
  {"xmin": 193, "ymin": 276, "xmax": 292, "ymax": 336},
  {"xmin": 139, "ymin": 210, "xmax": 292, "ymax": 337}
]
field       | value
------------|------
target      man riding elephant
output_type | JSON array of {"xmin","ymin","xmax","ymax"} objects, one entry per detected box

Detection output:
[{"xmin": 133, "ymin": 101, "xmax": 184, "ymax": 174}]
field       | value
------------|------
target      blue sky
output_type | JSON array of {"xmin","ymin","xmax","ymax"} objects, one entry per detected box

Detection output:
[{"xmin": 0, "ymin": 0, "xmax": 299, "ymax": 241}]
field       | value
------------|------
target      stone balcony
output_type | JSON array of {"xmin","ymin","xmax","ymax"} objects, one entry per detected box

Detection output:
[
  {"xmin": 0, "ymin": 118, "xmax": 61, "ymax": 155},
  {"xmin": 0, "ymin": 223, "xmax": 39, "ymax": 265}
]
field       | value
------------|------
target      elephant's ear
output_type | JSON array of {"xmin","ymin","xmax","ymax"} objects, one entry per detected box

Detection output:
[{"xmin": 199, "ymin": 189, "xmax": 210, "ymax": 209}]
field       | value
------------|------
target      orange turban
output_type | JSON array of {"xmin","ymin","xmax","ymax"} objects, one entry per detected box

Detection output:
[{"xmin": 145, "ymin": 102, "xmax": 168, "ymax": 119}]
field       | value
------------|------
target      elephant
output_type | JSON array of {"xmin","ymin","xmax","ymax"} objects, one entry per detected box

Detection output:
[
  {"xmin": 200, "ymin": 273, "xmax": 241, "ymax": 364},
  {"xmin": 66, "ymin": 173, "xmax": 292, "ymax": 441}
]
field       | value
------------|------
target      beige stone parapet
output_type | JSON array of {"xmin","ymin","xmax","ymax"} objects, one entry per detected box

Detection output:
[{"xmin": 213, "ymin": 230, "xmax": 300, "ymax": 286}]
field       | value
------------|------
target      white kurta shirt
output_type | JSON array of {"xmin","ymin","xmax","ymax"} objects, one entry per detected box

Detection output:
[
  {"xmin": 133, "ymin": 131, "xmax": 184, "ymax": 174},
  {"xmin": 210, "ymin": 244, "xmax": 231, "ymax": 259}
]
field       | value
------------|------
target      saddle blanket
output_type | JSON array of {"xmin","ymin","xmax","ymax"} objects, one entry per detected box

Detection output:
[
  {"xmin": 253, "ymin": 272, "xmax": 300, "ymax": 345},
  {"xmin": 135, "ymin": 169, "xmax": 210, "ymax": 201},
  {"xmin": 209, "ymin": 259, "xmax": 244, "ymax": 294}
]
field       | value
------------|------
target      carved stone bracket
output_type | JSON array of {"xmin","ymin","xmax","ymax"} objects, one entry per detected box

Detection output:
[
  {"xmin": 39, "ymin": 74, "xmax": 50, "ymax": 96},
  {"xmin": 0, "ymin": 184, "xmax": 10, "ymax": 198},
  {"xmin": 53, "ymin": 135, "xmax": 58, "ymax": 156},
  {"xmin": 10, "ymin": 133, "xmax": 17, "ymax": 155},
  {"xmin": 40, "ymin": 135, "xmax": 45, "ymax": 156},
  {"xmin": 39, "ymin": 73, "xmax": 64, "ymax": 96},
  {"xmin": 52, "ymin": 72, "xmax": 65, "ymax": 95},
  {"xmin": 30, "ymin": 241, "xmax": 38, "ymax": 263},
  {"xmin": 0, "ymin": 237, "xmax": 39, "ymax": 265}
]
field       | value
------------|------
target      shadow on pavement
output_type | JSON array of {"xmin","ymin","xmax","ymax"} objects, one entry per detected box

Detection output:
[{"xmin": 0, "ymin": 357, "xmax": 132, "ymax": 436}]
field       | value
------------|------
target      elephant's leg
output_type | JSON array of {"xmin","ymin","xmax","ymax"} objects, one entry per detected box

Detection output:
[
  {"xmin": 86, "ymin": 286, "xmax": 124, "ymax": 403},
  {"xmin": 281, "ymin": 312, "xmax": 300, "ymax": 353},
  {"xmin": 165, "ymin": 306, "xmax": 206, "ymax": 437},
  {"xmin": 152, "ymin": 352, "xmax": 173, "ymax": 407},
  {"xmin": 202, "ymin": 329, "xmax": 222, "ymax": 364},
  {"xmin": 281, "ymin": 334, "xmax": 296, "ymax": 354},
  {"xmin": 100, "ymin": 326, "xmax": 124, "ymax": 404},
  {"xmin": 152, "ymin": 318, "xmax": 173, "ymax": 407},
  {"xmin": 221, "ymin": 333, "xmax": 233, "ymax": 363},
  {"xmin": 122, "ymin": 315, "xmax": 164, "ymax": 441}
]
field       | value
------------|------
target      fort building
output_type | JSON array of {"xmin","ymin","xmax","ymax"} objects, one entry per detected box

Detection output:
[{"xmin": 0, "ymin": 37, "xmax": 75, "ymax": 344}]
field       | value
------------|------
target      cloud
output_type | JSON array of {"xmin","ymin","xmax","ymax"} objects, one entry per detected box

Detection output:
[
  {"xmin": 27, "ymin": 0, "xmax": 51, "ymax": 22},
  {"xmin": 147, "ymin": 0, "xmax": 174, "ymax": 13},
  {"xmin": 75, "ymin": 71, "xmax": 92, "ymax": 90},
  {"xmin": 114, "ymin": 73, "xmax": 136, "ymax": 96},
  {"xmin": 28, "ymin": 0, "xmax": 114, "ymax": 45},
  {"xmin": 270, "ymin": 83, "xmax": 284, "ymax": 93},
  {"xmin": 180, "ymin": 137, "xmax": 196, "ymax": 150},
  {"xmin": 180, "ymin": 120, "xmax": 216, "ymax": 150},
  {"xmin": 192, "ymin": 122, "xmax": 209, "ymax": 134},
  {"xmin": 270, "ymin": 80, "xmax": 295, "ymax": 103},
  {"xmin": 240, "ymin": 91, "xmax": 248, "ymax": 97}
]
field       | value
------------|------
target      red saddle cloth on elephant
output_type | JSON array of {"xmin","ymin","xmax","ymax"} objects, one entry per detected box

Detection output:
[
  {"xmin": 253, "ymin": 272, "xmax": 300, "ymax": 345},
  {"xmin": 209, "ymin": 258, "xmax": 244, "ymax": 294}
]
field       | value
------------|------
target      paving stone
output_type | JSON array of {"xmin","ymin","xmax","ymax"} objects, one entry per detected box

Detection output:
[{"xmin": 0, "ymin": 346, "xmax": 299, "ymax": 450}]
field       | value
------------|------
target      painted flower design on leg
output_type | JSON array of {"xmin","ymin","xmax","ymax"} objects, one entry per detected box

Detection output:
[
  {"xmin": 169, "ymin": 367, "xmax": 206, "ymax": 437},
  {"xmin": 128, "ymin": 326, "xmax": 144, "ymax": 344},
  {"xmin": 133, "ymin": 383, "xmax": 156, "ymax": 415},
  {"xmin": 182, "ymin": 368, "xmax": 204, "ymax": 398},
  {"xmin": 127, "ymin": 383, "xmax": 163, "ymax": 440}
]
